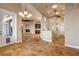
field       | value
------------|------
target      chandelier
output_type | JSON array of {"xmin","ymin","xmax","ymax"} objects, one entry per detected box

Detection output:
[{"xmin": 18, "ymin": 4, "xmax": 32, "ymax": 18}]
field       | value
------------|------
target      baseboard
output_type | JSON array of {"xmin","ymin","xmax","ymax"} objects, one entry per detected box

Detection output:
[
  {"xmin": 65, "ymin": 44, "xmax": 79, "ymax": 49},
  {"xmin": 0, "ymin": 42, "xmax": 15, "ymax": 48},
  {"xmin": 16, "ymin": 40, "xmax": 22, "ymax": 43}
]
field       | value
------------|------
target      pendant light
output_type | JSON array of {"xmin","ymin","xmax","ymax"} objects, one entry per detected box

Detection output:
[
  {"xmin": 19, "ymin": 4, "xmax": 32, "ymax": 18},
  {"xmin": 24, "ymin": 8, "xmax": 28, "ymax": 15}
]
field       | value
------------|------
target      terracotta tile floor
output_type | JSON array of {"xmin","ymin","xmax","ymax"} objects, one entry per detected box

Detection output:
[{"xmin": 0, "ymin": 35, "xmax": 79, "ymax": 56}]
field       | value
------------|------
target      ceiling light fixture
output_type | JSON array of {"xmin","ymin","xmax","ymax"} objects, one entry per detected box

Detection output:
[
  {"xmin": 27, "ymin": 14, "xmax": 32, "ymax": 18},
  {"xmin": 52, "ymin": 5, "xmax": 58, "ymax": 9},
  {"xmin": 24, "ymin": 10, "xmax": 28, "ymax": 15},
  {"xmin": 56, "ymin": 12, "xmax": 60, "ymax": 15},
  {"xmin": 62, "ymin": 7, "xmax": 65, "ymax": 10},
  {"xmin": 21, "ymin": 14, "xmax": 25, "ymax": 17},
  {"xmin": 18, "ymin": 4, "xmax": 32, "ymax": 18},
  {"xmin": 19, "ymin": 12, "xmax": 23, "ymax": 16}
]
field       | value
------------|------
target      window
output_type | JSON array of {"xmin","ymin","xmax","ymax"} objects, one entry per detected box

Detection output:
[{"xmin": 5, "ymin": 19, "xmax": 12, "ymax": 36}]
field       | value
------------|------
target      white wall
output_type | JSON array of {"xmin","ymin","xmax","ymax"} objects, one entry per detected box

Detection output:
[
  {"xmin": 0, "ymin": 14, "xmax": 3, "ymax": 34},
  {"xmin": 0, "ymin": 9, "xmax": 18, "ymax": 47},
  {"xmin": 23, "ymin": 21, "xmax": 35, "ymax": 34},
  {"xmin": 0, "ymin": 3, "xmax": 22, "ymax": 43},
  {"xmin": 64, "ymin": 4, "xmax": 79, "ymax": 49},
  {"xmin": 0, "ymin": 13, "xmax": 3, "ymax": 47}
]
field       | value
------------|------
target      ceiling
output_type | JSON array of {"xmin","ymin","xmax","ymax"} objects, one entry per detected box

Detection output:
[
  {"xmin": 0, "ymin": 3, "xmax": 21, "ymax": 13},
  {"xmin": 31, "ymin": 3, "xmax": 65, "ymax": 18},
  {"xmin": 21, "ymin": 3, "xmax": 42, "ymax": 20}
]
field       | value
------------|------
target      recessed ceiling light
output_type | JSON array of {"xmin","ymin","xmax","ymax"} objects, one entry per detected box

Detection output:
[
  {"xmin": 52, "ymin": 5, "xmax": 58, "ymax": 9},
  {"xmin": 62, "ymin": 7, "xmax": 65, "ymax": 10},
  {"xmin": 56, "ymin": 12, "xmax": 60, "ymax": 15}
]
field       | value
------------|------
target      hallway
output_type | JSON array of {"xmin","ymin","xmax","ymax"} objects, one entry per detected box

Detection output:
[
  {"xmin": 0, "ymin": 36, "xmax": 79, "ymax": 56},
  {"xmin": 0, "ymin": 3, "xmax": 79, "ymax": 56}
]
